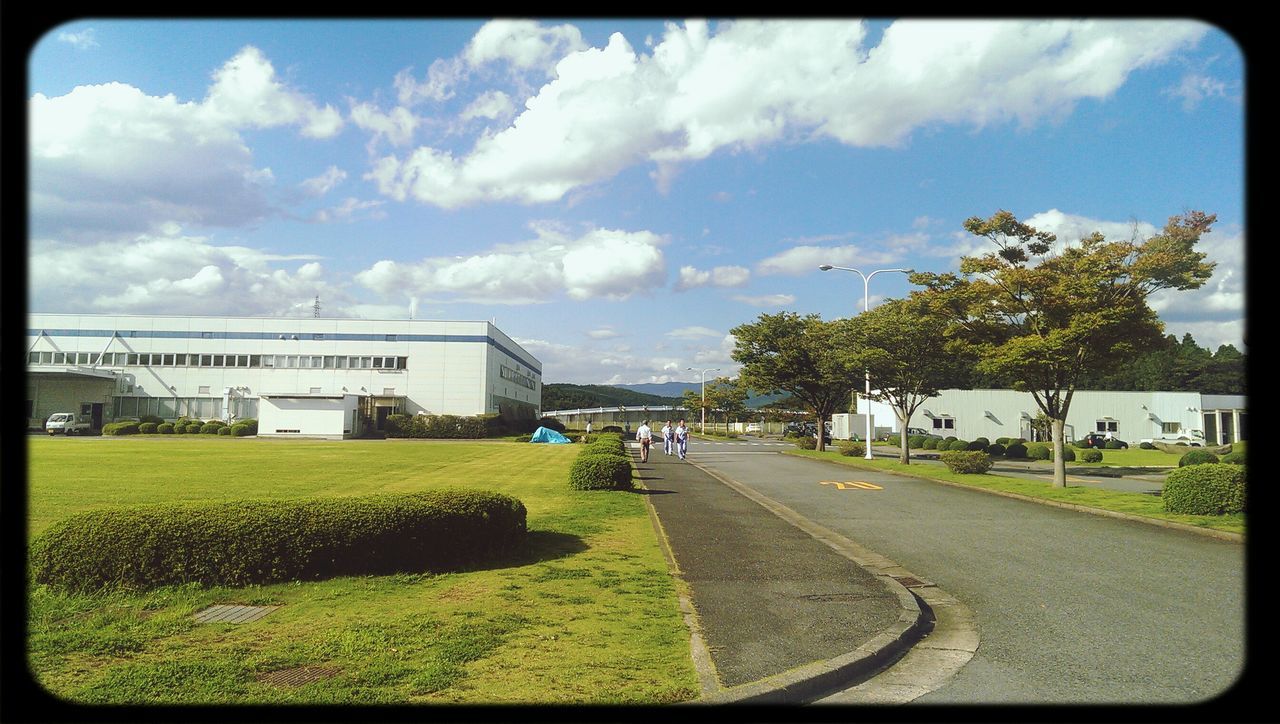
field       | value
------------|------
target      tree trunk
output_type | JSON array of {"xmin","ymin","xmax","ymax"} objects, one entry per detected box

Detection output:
[
  {"xmin": 1051, "ymin": 417, "xmax": 1067, "ymax": 488},
  {"xmin": 896, "ymin": 409, "xmax": 910, "ymax": 465}
]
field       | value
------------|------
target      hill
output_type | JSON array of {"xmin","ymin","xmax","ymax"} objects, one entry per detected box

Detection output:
[{"xmin": 543, "ymin": 382, "xmax": 789, "ymax": 410}]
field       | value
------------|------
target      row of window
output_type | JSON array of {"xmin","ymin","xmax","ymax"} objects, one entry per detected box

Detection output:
[
  {"xmin": 931, "ymin": 417, "xmax": 1130, "ymax": 434},
  {"xmin": 499, "ymin": 364, "xmax": 537, "ymax": 390},
  {"xmin": 113, "ymin": 396, "xmax": 261, "ymax": 420},
  {"xmin": 30, "ymin": 351, "xmax": 408, "ymax": 370}
]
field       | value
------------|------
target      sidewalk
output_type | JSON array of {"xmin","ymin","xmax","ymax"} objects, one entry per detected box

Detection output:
[{"xmin": 630, "ymin": 444, "xmax": 927, "ymax": 703}]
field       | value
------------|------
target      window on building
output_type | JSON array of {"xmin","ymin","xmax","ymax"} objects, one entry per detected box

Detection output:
[
  {"xmin": 198, "ymin": 386, "xmax": 211, "ymax": 395},
  {"xmin": 932, "ymin": 417, "xmax": 955, "ymax": 430},
  {"xmin": 313, "ymin": 333, "xmax": 324, "ymax": 340},
  {"xmin": 262, "ymin": 355, "xmax": 275, "ymax": 368},
  {"xmin": 212, "ymin": 355, "xmax": 225, "ymax": 367},
  {"xmin": 398, "ymin": 357, "xmax": 409, "ymax": 370},
  {"xmin": 383, "ymin": 388, "xmax": 395, "ymax": 396},
  {"xmin": 385, "ymin": 334, "xmax": 397, "ymax": 342},
  {"xmin": 1097, "ymin": 420, "xmax": 1119, "ymax": 432},
  {"xmin": 372, "ymin": 357, "xmax": 383, "ymax": 368},
  {"xmin": 335, "ymin": 356, "xmax": 348, "ymax": 369},
  {"xmin": 200, "ymin": 354, "xmax": 213, "ymax": 367},
  {"xmin": 163, "ymin": 354, "xmax": 175, "ymax": 366},
  {"xmin": 1161, "ymin": 422, "xmax": 1182, "ymax": 434},
  {"xmin": 249, "ymin": 355, "xmax": 261, "ymax": 367},
  {"xmin": 310, "ymin": 387, "xmax": 322, "ymax": 394},
  {"xmin": 285, "ymin": 355, "xmax": 297, "ymax": 368},
  {"xmin": 201, "ymin": 332, "xmax": 214, "ymax": 339}
]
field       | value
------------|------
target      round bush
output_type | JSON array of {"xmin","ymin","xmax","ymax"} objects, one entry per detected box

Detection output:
[
  {"xmin": 947, "ymin": 440, "xmax": 969, "ymax": 451},
  {"xmin": 29, "ymin": 490, "xmax": 528, "ymax": 592},
  {"xmin": 944, "ymin": 436, "xmax": 957, "ymax": 443},
  {"xmin": 102, "ymin": 421, "xmax": 140, "ymax": 436},
  {"xmin": 1073, "ymin": 439, "xmax": 1092, "ymax": 449},
  {"xmin": 986, "ymin": 443, "xmax": 1006, "ymax": 457},
  {"xmin": 157, "ymin": 422, "xmax": 175, "ymax": 434},
  {"xmin": 1080, "ymin": 449, "xmax": 1103, "ymax": 463},
  {"xmin": 973, "ymin": 437, "xmax": 990, "ymax": 447},
  {"xmin": 1220, "ymin": 451, "xmax": 1245, "ymax": 465},
  {"xmin": 795, "ymin": 436, "xmax": 818, "ymax": 450},
  {"xmin": 139, "ymin": 415, "xmax": 165, "ymax": 425},
  {"xmin": 838, "ymin": 441, "xmax": 866, "ymax": 457},
  {"xmin": 601, "ymin": 425, "xmax": 623, "ymax": 434},
  {"xmin": 138, "ymin": 422, "xmax": 159, "ymax": 434},
  {"xmin": 185, "ymin": 423, "xmax": 203, "ymax": 434},
  {"xmin": 907, "ymin": 435, "xmax": 926, "ymax": 449},
  {"xmin": 1026, "ymin": 443, "xmax": 1051, "ymax": 460},
  {"xmin": 569, "ymin": 452, "xmax": 633, "ymax": 491},
  {"xmin": 996, "ymin": 437, "xmax": 1011, "ymax": 446},
  {"xmin": 230, "ymin": 423, "xmax": 252, "ymax": 437},
  {"xmin": 200, "ymin": 422, "xmax": 222, "ymax": 434},
  {"xmin": 1162, "ymin": 464, "xmax": 1245, "ymax": 515},
  {"xmin": 1139, "ymin": 441, "xmax": 1156, "ymax": 449},
  {"xmin": 938, "ymin": 451, "xmax": 992, "ymax": 474},
  {"xmin": 1005, "ymin": 443, "xmax": 1028, "ymax": 458},
  {"xmin": 217, "ymin": 426, "xmax": 232, "ymax": 435},
  {"xmin": 1179, "ymin": 450, "xmax": 1220, "ymax": 467},
  {"xmin": 886, "ymin": 435, "xmax": 901, "ymax": 447},
  {"xmin": 922, "ymin": 437, "xmax": 939, "ymax": 449},
  {"xmin": 1056, "ymin": 446, "xmax": 1076, "ymax": 462},
  {"xmin": 965, "ymin": 440, "xmax": 987, "ymax": 451}
]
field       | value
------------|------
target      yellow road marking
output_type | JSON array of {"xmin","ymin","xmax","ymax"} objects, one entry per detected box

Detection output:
[{"xmin": 820, "ymin": 481, "xmax": 883, "ymax": 490}]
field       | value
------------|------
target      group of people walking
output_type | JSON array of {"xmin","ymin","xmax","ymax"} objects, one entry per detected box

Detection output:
[{"xmin": 634, "ymin": 419, "xmax": 688, "ymax": 463}]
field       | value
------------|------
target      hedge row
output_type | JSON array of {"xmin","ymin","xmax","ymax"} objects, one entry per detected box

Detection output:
[
  {"xmin": 568, "ymin": 433, "xmax": 633, "ymax": 491},
  {"xmin": 1162, "ymin": 464, "xmax": 1245, "ymax": 516},
  {"xmin": 101, "ymin": 418, "xmax": 259, "ymax": 436},
  {"xmin": 30, "ymin": 489, "xmax": 527, "ymax": 592},
  {"xmin": 385, "ymin": 414, "xmax": 566, "ymax": 439}
]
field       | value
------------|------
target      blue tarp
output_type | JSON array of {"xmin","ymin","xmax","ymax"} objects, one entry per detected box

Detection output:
[{"xmin": 529, "ymin": 426, "xmax": 572, "ymax": 444}]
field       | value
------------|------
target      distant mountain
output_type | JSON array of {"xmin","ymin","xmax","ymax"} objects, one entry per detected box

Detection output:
[
  {"xmin": 542, "ymin": 381, "xmax": 789, "ymax": 410},
  {"xmin": 613, "ymin": 381, "xmax": 701, "ymax": 398}
]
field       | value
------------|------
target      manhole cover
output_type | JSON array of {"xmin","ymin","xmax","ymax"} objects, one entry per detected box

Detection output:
[
  {"xmin": 193, "ymin": 604, "xmax": 280, "ymax": 624},
  {"xmin": 891, "ymin": 575, "xmax": 932, "ymax": 588},
  {"xmin": 256, "ymin": 666, "xmax": 341, "ymax": 687}
]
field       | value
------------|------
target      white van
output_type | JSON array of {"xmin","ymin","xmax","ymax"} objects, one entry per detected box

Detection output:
[{"xmin": 45, "ymin": 413, "xmax": 93, "ymax": 435}]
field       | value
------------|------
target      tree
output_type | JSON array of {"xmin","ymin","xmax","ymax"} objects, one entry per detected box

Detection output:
[
  {"xmin": 912, "ymin": 209, "xmax": 1216, "ymax": 487},
  {"xmin": 680, "ymin": 377, "xmax": 748, "ymax": 433},
  {"xmin": 839, "ymin": 297, "xmax": 971, "ymax": 464},
  {"xmin": 730, "ymin": 312, "xmax": 861, "ymax": 452}
]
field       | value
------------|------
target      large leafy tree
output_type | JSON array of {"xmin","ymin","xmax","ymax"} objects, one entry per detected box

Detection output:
[
  {"xmin": 838, "ymin": 297, "xmax": 972, "ymax": 464},
  {"xmin": 912, "ymin": 209, "xmax": 1216, "ymax": 487},
  {"xmin": 730, "ymin": 312, "xmax": 861, "ymax": 452},
  {"xmin": 679, "ymin": 377, "xmax": 748, "ymax": 432}
]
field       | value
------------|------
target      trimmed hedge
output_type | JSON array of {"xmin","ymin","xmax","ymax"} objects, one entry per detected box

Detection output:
[
  {"xmin": 1162, "ymin": 464, "xmax": 1245, "ymax": 515},
  {"xmin": 1004, "ymin": 442, "xmax": 1028, "ymax": 458},
  {"xmin": 922, "ymin": 437, "xmax": 940, "ymax": 450},
  {"xmin": 1220, "ymin": 451, "xmax": 1246, "ymax": 465},
  {"xmin": 907, "ymin": 435, "xmax": 926, "ymax": 449},
  {"xmin": 157, "ymin": 422, "xmax": 175, "ymax": 434},
  {"xmin": 1139, "ymin": 441, "xmax": 1156, "ymax": 449},
  {"xmin": 1026, "ymin": 443, "xmax": 1051, "ymax": 460},
  {"xmin": 29, "ymin": 490, "xmax": 528, "ymax": 592},
  {"xmin": 938, "ymin": 451, "xmax": 992, "ymax": 474},
  {"xmin": 200, "ymin": 422, "xmax": 224, "ymax": 434},
  {"xmin": 138, "ymin": 422, "xmax": 159, "ymax": 435},
  {"xmin": 568, "ymin": 452, "xmax": 633, "ymax": 491},
  {"xmin": 1179, "ymin": 450, "xmax": 1220, "ymax": 467},
  {"xmin": 218, "ymin": 426, "xmax": 232, "ymax": 435},
  {"xmin": 985, "ymin": 443, "xmax": 1006, "ymax": 457},
  {"xmin": 1105, "ymin": 440, "xmax": 1126, "ymax": 450},
  {"xmin": 102, "ymin": 421, "xmax": 140, "ymax": 436},
  {"xmin": 184, "ymin": 423, "xmax": 203, "ymax": 434},
  {"xmin": 230, "ymin": 423, "xmax": 253, "ymax": 437},
  {"xmin": 1080, "ymin": 449, "xmax": 1104, "ymax": 463},
  {"xmin": 1057, "ymin": 446, "xmax": 1076, "ymax": 462}
]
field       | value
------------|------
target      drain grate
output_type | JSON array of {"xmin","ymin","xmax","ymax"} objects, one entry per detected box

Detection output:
[
  {"xmin": 256, "ymin": 666, "xmax": 341, "ymax": 687},
  {"xmin": 193, "ymin": 604, "xmax": 280, "ymax": 624}
]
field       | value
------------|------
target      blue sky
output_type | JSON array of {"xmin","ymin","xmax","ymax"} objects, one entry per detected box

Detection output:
[{"xmin": 27, "ymin": 18, "xmax": 1246, "ymax": 384}]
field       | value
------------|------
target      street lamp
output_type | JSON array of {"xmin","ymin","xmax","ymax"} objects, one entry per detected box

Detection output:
[
  {"xmin": 818, "ymin": 264, "xmax": 911, "ymax": 459},
  {"xmin": 687, "ymin": 367, "xmax": 720, "ymax": 434}
]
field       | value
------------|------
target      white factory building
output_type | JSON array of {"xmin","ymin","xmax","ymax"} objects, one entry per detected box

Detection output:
[
  {"xmin": 856, "ymin": 389, "xmax": 1247, "ymax": 446},
  {"xmin": 26, "ymin": 313, "xmax": 541, "ymax": 439}
]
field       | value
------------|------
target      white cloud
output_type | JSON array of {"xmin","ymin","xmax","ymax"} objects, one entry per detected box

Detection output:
[
  {"xmin": 300, "ymin": 166, "xmax": 347, "ymax": 197},
  {"xmin": 757, "ymin": 245, "xmax": 902, "ymax": 276},
  {"xmin": 57, "ymin": 28, "xmax": 98, "ymax": 49},
  {"xmin": 312, "ymin": 197, "xmax": 386, "ymax": 223},
  {"xmin": 731, "ymin": 293, "xmax": 796, "ymax": 307},
  {"xmin": 30, "ymin": 46, "xmax": 344, "ymax": 239},
  {"xmin": 666, "ymin": 326, "xmax": 722, "ymax": 340},
  {"xmin": 1163, "ymin": 72, "xmax": 1230, "ymax": 111},
  {"xmin": 372, "ymin": 18, "xmax": 1207, "ymax": 209},
  {"xmin": 355, "ymin": 225, "xmax": 668, "ymax": 304},
  {"xmin": 394, "ymin": 59, "xmax": 463, "ymax": 106},
  {"xmin": 674, "ymin": 264, "xmax": 750, "ymax": 290},
  {"xmin": 350, "ymin": 102, "xmax": 419, "ymax": 147},
  {"xmin": 587, "ymin": 328, "xmax": 621, "ymax": 339},
  {"xmin": 460, "ymin": 90, "xmax": 516, "ymax": 122}
]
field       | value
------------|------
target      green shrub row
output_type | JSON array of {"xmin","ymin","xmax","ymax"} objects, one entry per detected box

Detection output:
[
  {"xmin": 385, "ymin": 413, "xmax": 566, "ymax": 439},
  {"xmin": 938, "ymin": 451, "xmax": 993, "ymax": 474},
  {"xmin": 1162, "ymin": 464, "xmax": 1245, "ymax": 516},
  {"xmin": 569, "ymin": 451, "xmax": 633, "ymax": 491},
  {"xmin": 100, "ymin": 418, "xmax": 259, "ymax": 436},
  {"xmin": 29, "ymin": 490, "xmax": 528, "ymax": 592}
]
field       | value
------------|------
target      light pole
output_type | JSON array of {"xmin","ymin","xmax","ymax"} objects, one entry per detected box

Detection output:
[
  {"xmin": 687, "ymin": 367, "xmax": 720, "ymax": 435},
  {"xmin": 818, "ymin": 264, "xmax": 911, "ymax": 459}
]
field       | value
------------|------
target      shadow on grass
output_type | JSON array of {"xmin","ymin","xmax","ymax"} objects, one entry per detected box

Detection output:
[{"xmin": 501, "ymin": 530, "xmax": 590, "ymax": 567}]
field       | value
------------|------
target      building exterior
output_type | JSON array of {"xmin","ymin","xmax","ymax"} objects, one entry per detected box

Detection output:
[
  {"xmin": 856, "ymin": 389, "xmax": 1247, "ymax": 445},
  {"xmin": 26, "ymin": 313, "xmax": 542, "ymax": 436}
]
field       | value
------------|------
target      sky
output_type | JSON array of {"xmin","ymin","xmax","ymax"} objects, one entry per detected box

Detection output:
[{"xmin": 25, "ymin": 18, "xmax": 1247, "ymax": 385}]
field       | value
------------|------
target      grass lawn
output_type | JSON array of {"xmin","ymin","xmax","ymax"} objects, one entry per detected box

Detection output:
[
  {"xmin": 791, "ymin": 447, "xmax": 1244, "ymax": 536},
  {"xmin": 25, "ymin": 436, "xmax": 699, "ymax": 705}
]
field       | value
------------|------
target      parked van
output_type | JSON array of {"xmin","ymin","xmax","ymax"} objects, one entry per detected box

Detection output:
[{"xmin": 45, "ymin": 412, "xmax": 93, "ymax": 435}]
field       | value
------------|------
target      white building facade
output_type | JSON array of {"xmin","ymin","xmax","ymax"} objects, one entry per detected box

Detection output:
[
  {"xmin": 26, "ymin": 314, "xmax": 541, "ymax": 435},
  {"xmin": 857, "ymin": 389, "xmax": 1247, "ymax": 445}
]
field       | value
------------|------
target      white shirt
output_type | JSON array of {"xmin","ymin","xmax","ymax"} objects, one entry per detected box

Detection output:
[
  {"xmin": 661, "ymin": 424, "xmax": 672, "ymax": 438},
  {"xmin": 636, "ymin": 424, "xmax": 652, "ymax": 441},
  {"xmin": 675, "ymin": 425, "xmax": 687, "ymax": 440}
]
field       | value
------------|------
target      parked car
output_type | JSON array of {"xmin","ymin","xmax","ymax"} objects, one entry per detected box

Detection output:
[
  {"xmin": 1080, "ymin": 432, "xmax": 1129, "ymax": 449},
  {"xmin": 45, "ymin": 412, "xmax": 93, "ymax": 435},
  {"xmin": 745, "ymin": 422, "xmax": 762, "ymax": 434}
]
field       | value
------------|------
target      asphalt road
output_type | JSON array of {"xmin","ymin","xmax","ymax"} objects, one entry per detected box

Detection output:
[{"xmin": 683, "ymin": 442, "xmax": 1246, "ymax": 704}]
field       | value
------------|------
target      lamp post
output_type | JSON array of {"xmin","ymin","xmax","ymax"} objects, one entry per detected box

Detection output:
[
  {"xmin": 818, "ymin": 264, "xmax": 911, "ymax": 459},
  {"xmin": 687, "ymin": 367, "xmax": 720, "ymax": 435}
]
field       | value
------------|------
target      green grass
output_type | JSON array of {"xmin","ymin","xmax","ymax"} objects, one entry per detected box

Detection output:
[
  {"xmin": 791, "ymin": 448, "xmax": 1244, "ymax": 536},
  {"xmin": 26, "ymin": 436, "xmax": 699, "ymax": 705}
]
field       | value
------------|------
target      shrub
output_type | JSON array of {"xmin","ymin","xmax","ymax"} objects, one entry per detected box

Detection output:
[
  {"xmin": 218, "ymin": 426, "xmax": 232, "ymax": 435},
  {"xmin": 1005, "ymin": 443, "xmax": 1028, "ymax": 458},
  {"xmin": 965, "ymin": 440, "xmax": 987, "ymax": 451},
  {"xmin": 1179, "ymin": 450, "xmax": 1220, "ymax": 467},
  {"xmin": 139, "ymin": 415, "xmax": 164, "ymax": 425},
  {"xmin": 185, "ymin": 423, "xmax": 203, "ymax": 434},
  {"xmin": 1139, "ymin": 441, "xmax": 1156, "ymax": 449},
  {"xmin": 102, "ymin": 421, "xmax": 140, "ymax": 436},
  {"xmin": 601, "ymin": 425, "xmax": 624, "ymax": 434},
  {"xmin": 230, "ymin": 423, "xmax": 253, "ymax": 437},
  {"xmin": 944, "ymin": 436, "xmax": 957, "ymax": 442},
  {"xmin": 795, "ymin": 437, "xmax": 817, "ymax": 450},
  {"xmin": 1026, "ymin": 443, "xmax": 1051, "ymax": 460},
  {"xmin": 157, "ymin": 422, "xmax": 175, "ymax": 434},
  {"xmin": 837, "ymin": 441, "xmax": 866, "ymax": 457},
  {"xmin": 907, "ymin": 435, "xmax": 926, "ymax": 449},
  {"xmin": 973, "ymin": 437, "xmax": 990, "ymax": 447},
  {"xmin": 1080, "ymin": 449, "xmax": 1103, "ymax": 463},
  {"xmin": 1056, "ymin": 446, "xmax": 1076, "ymax": 462},
  {"xmin": 536, "ymin": 417, "xmax": 566, "ymax": 433},
  {"xmin": 948, "ymin": 440, "xmax": 970, "ymax": 451},
  {"xmin": 1220, "ymin": 451, "xmax": 1246, "ymax": 466},
  {"xmin": 138, "ymin": 422, "xmax": 159, "ymax": 435},
  {"xmin": 235, "ymin": 418, "xmax": 258, "ymax": 434},
  {"xmin": 922, "ymin": 437, "xmax": 939, "ymax": 449},
  {"xmin": 986, "ymin": 443, "xmax": 1006, "ymax": 457},
  {"xmin": 568, "ymin": 453, "xmax": 633, "ymax": 491},
  {"xmin": 886, "ymin": 435, "xmax": 901, "ymax": 447},
  {"xmin": 1073, "ymin": 439, "xmax": 1092, "ymax": 449},
  {"xmin": 938, "ymin": 451, "xmax": 992, "ymax": 474},
  {"xmin": 996, "ymin": 437, "xmax": 1011, "ymax": 446},
  {"xmin": 1162, "ymin": 464, "xmax": 1245, "ymax": 516},
  {"xmin": 200, "ymin": 422, "xmax": 223, "ymax": 434},
  {"xmin": 1105, "ymin": 440, "xmax": 1126, "ymax": 450},
  {"xmin": 29, "ymin": 490, "xmax": 528, "ymax": 593}
]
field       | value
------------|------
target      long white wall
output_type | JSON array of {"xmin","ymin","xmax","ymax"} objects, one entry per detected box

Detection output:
[{"xmin": 26, "ymin": 314, "xmax": 542, "ymax": 421}]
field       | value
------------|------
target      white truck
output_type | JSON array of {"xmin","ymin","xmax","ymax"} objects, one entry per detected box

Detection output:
[
  {"xmin": 1139, "ymin": 429, "xmax": 1206, "ymax": 447},
  {"xmin": 45, "ymin": 412, "xmax": 94, "ymax": 436}
]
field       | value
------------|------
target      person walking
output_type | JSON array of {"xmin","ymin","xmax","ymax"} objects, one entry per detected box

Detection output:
[
  {"xmin": 661, "ymin": 420, "xmax": 674, "ymax": 456},
  {"xmin": 636, "ymin": 420, "xmax": 653, "ymax": 463},
  {"xmin": 675, "ymin": 419, "xmax": 689, "ymax": 460},
  {"xmin": 585, "ymin": 419, "xmax": 592, "ymax": 442}
]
